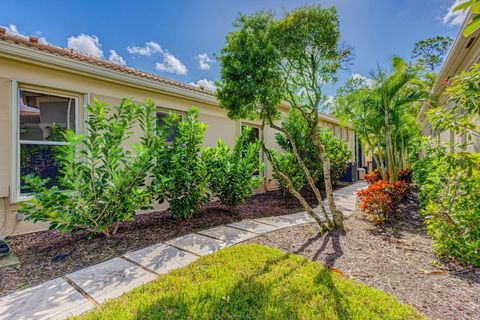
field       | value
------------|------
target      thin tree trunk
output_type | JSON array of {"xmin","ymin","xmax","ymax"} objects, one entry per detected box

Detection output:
[
  {"xmin": 262, "ymin": 141, "xmax": 328, "ymax": 232},
  {"xmin": 268, "ymin": 122, "xmax": 332, "ymax": 226},
  {"xmin": 311, "ymin": 126, "xmax": 344, "ymax": 231}
]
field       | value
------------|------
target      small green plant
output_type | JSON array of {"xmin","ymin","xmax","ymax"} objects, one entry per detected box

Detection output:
[
  {"xmin": 205, "ymin": 127, "xmax": 263, "ymax": 208},
  {"xmin": 270, "ymin": 151, "xmax": 306, "ymax": 201},
  {"xmin": 152, "ymin": 107, "xmax": 210, "ymax": 220},
  {"xmin": 21, "ymin": 98, "xmax": 156, "ymax": 237}
]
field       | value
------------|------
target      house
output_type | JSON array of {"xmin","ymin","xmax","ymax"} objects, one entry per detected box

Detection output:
[
  {"xmin": 0, "ymin": 29, "xmax": 357, "ymax": 236},
  {"xmin": 426, "ymin": 10, "xmax": 480, "ymax": 152}
]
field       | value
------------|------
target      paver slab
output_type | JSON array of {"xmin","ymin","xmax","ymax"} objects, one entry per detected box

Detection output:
[
  {"xmin": 165, "ymin": 234, "xmax": 228, "ymax": 256},
  {"xmin": 0, "ymin": 277, "xmax": 93, "ymax": 320},
  {"xmin": 66, "ymin": 257, "xmax": 157, "ymax": 303},
  {"xmin": 279, "ymin": 212, "xmax": 316, "ymax": 225},
  {"xmin": 228, "ymin": 219, "xmax": 282, "ymax": 234},
  {"xmin": 254, "ymin": 216, "xmax": 298, "ymax": 228},
  {"xmin": 197, "ymin": 225, "xmax": 258, "ymax": 244},
  {"xmin": 124, "ymin": 243, "xmax": 198, "ymax": 274}
]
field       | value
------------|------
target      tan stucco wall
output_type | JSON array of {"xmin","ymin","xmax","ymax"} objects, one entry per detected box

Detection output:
[{"xmin": 0, "ymin": 56, "xmax": 355, "ymax": 236}]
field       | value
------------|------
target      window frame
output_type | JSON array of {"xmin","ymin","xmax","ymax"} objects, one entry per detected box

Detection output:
[{"xmin": 11, "ymin": 81, "xmax": 80, "ymax": 202}]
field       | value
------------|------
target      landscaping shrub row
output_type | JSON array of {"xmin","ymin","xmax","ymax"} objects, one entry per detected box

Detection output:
[{"xmin": 21, "ymin": 99, "xmax": 262, "ymax": 237}]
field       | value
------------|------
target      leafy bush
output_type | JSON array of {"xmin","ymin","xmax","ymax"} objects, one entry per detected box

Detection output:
[
  {"xmin": 152, "ymin": 108, "xmax": 210, "ymax": 220},
  {"xmin": 364, "ymin": 169, "xmax": 383, "ymax": 184},
  {"xmin": 270, "ymin": 151, "xmax": 306, "ymax": 200},
  {"xmin": 21, "ymin": 98, "xmax": 156, "ymax": 237},
  {"xmin": 413, "ymin": 142, "xmax": 480, "ymax": 267},
  {"xmin": 205, "ymin": 127, "xmax": 263, "ymax": 208},
  {"xmin": 275, "ymin": 109, "xmax": 352, "ymax": 187},
  {"xmin": 357, "ymin": 180, "xmax": 408, "ymax": 224}
]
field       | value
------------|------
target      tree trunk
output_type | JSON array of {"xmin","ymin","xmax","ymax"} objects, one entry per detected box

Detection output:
[
  {"xmin": 384, "ymin": 106, "xmax": 397, "ymax": 183},
  {"xmin": 311, "ymin": 127, "xmax": 344, "ymax": 231},
  {"xmin": 269, "ymin": 122, "xmax": 332, "ymax": 227},
  {"xmin": 262, "ymin": 142, "xmax": 328, "ymax": 232}
]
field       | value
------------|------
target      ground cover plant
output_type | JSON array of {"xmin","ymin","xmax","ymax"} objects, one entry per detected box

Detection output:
[
  {"xmin": 71, "ymin": 244, "xmax": 423, "ymax": 320},
  {"xmin": 205, "ymin": 127, "xmax": 263, "ymax": 208},
  {"xmin": 21, "ymin": 98, "xmax": 156, "ymax": 237}
]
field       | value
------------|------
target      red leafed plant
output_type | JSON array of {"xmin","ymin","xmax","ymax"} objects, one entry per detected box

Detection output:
[
  {"xmin": 364, "ymin": 169, "xmax": 383, "ymax": 184},
  {"xmin": 357, "ymin": 180, "xmax": 408, "ymax": 224},
  {"xmin": 398, "ymin": 169, "xmax": 413, "ymax": 183}
]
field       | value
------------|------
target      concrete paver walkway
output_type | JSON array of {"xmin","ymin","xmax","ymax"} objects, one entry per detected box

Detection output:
[{"xmin": 0, "ymin": 181, "xmax": 366, "ymax": 320}]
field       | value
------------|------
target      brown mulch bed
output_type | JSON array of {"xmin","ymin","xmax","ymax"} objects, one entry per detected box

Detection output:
[
  {"xmin": 246, "ymin": 193, "xmax": 480, "ymax": 320},
  {"xmin": 0, "ymin": 183, "xmax": 336, "ymax": 297}
]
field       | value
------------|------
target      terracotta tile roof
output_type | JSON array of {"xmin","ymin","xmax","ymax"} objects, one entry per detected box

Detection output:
[{"xmin": 0, "ymin": 29, "xmax": 215, "ymax": 96}]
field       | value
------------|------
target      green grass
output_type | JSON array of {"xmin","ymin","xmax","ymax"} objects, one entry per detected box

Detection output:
[{"xmin": 72, "ymin": 244, "xmax": 424, "ymax": 320}]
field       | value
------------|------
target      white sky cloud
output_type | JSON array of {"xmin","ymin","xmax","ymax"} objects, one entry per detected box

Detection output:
[
  {"xmin": 1, "ymin": 24, "xmax": 48, "ymax": 44},
  {"xmin": 196, "ymin": 53, "xmax": 213, "ymax": 70},
  {"xmin": 67, "ymin": 34, "xmax": 103, "ymax": 58},
  {"xmin": 127, "ymin": 41, "xmax": 163, "ymax": 56},
  {"xmin": 155, "ymin": 52, "xmax": 188, "ymax": 75},
  {"xmin": 443, "ymin": 0, "xmax": 468, "ymax": 26},
  {"xmin": 108, "ymin": 49, "xmax": 126, "ymax": 65},
  {"xmin": 190, "ymin": 78, "xmax": 216, "ymax": 91},
  {"xmin": 351, "ymin": 73, "xmax": 376, "ymax": 88}
]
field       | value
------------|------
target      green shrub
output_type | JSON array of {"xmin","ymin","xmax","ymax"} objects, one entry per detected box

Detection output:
[
  {"xmin": 152, "ymin": 107, "xmax": 210, "ymax": 220},
  {"xmin": 21, "ymin": 98, "xmax": 156, "ymax": 237},
  {"xmin": 275, "ymin": 109, "xmax": 352, "ymax": 186},
  {"xmin": 205, "ymin": 127, "xmax": 263, "ymax": 208},
  {"xmin": 413, "ymin": 142, "xmax": 480, "ymax": 267},
  {"xmin": 270, "ymin": 151, "xmax": 306, "ymax": 200}
]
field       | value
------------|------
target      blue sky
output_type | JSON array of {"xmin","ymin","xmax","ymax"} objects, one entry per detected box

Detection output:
[{"xmin": 0, "ymin": 0, "xmax": 467, "ymax": 97}]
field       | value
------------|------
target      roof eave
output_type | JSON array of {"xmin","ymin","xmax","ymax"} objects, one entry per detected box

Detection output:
[{"xmin": 0, "ymin": 41, "xmax": 218, "ymax": 106}]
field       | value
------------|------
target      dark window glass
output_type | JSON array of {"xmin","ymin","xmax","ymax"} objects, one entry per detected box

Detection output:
[
  {"xmin": 18, "ymin": 90, "xmax": 76, "ymax": 194},
  {"xmin": 20, "ymin": 144, "xmax": 64, "ymax": 193},
  {"xmin": 157, "ymin": 112, "xmax": 179, "ymax": 143},
  {"xmin": 242, "ymin": 125, "xmax": 261, "ymax": 175}
]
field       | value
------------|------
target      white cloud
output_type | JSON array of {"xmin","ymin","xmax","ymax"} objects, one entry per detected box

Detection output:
[
  {"xmin": 351, "ymin": 73, "xmax": 376, "ymax": 88},
  {"xmin": 189, "ymin": 78, "xmax": 216, "ymax": 91},
  {"xmin": 324, "ymin": 95, "xmax": 336, "ymax": 106},
  {"xmin": 67, "ymin": 34, "xmax": 103, "ymax": 58},
  {"xmin": 196, "ymin": 53, "xmax": 213, "ymax": 70},
  {"xmin": 155, "ymin": 53, "xmax": 188, "ymax": 75},
  {"xmin": 127, "ymin": 41, "xmax": 163, "ymax": 56},
  {"xmin": 1, "ymin": 24, "xmax": 48, "ymax": 43},
  {"xmin": 443, "ymin": 0, "xmax": 468, "ymax": 26},
  {"xmin": 108, "ymin": 50, "xmax": 126, "ymax": 65}
]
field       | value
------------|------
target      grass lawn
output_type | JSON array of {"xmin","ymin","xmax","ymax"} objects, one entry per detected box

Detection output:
[{"xmin": 72, "ymin": 244, "xmax": 424, "ymax": 320}]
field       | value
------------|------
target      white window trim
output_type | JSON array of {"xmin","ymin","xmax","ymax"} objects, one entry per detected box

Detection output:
[{"xmin": 11, "ymin": 83, "xmax": 80, "ymax": 203}]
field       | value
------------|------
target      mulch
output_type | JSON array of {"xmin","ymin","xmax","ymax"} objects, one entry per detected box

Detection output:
[
  {"xmin": 0, "ymin": 185, "xmax": 326, "ymax": 297},
  {"xmin": 246, "ymin": 192, "xmax": 480, "ymax": 320}
]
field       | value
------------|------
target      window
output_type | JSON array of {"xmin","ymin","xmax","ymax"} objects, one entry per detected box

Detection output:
[
  {"xmin": 241, "ymin": 124, "xmax": 261, "ymax": 175},
  {"xmin": 156, "ymin": 111, "xmax": 180, "ymax": 143},
  {"xmin": 17, "ymin": 89, "xmax": 77, "ymax": 195}
]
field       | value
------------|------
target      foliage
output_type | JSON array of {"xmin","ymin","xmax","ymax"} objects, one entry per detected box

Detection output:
[
  {"xmin": 335, "ymin": 57, "xmax": 427, "ymax": 182},
  {"xmin": 204, "ymin": 127, "xmax": 263, "ymax": 208},
  {"xmin": 217, "ymin": 5, "xmax": 349, "ymax": 230},
  {"xmin": 270, "ymin": 151, "xmax": 306, "ymax": 199},
  {"xmin": 72, "ymin": 244, "xmax": 424, "ymax": 320},
  {"xmin": 413, "ymin": 141, "xmax": 480, "ymax": 267},
  {"xmin": 21, "ymin": 99, "xmax": 156, "ymax": 237},
  {"xmin": 428, "ymin": 63, "xmax": 480, "ymax": 139},
  {"xmin": 454, "ymin": 0, "xmax": 480, "ymax": 37},
  {"xmin": 152, "ymin": 108, "xmax": 210, "ymax": 220},
  {"xmin": 275, "ymin": 109, "xmax": 352, "ymax": 186},
  {"xmin": 364, "ymin": 169, "xmax": 383, "ymax": 185},
  {"xmin": 411, "ymin": 36, "xmax": 452, "ymax": 71},
  {"xmin": 357, "ymin": 180, "xmax": 409, "ymax": 225}
]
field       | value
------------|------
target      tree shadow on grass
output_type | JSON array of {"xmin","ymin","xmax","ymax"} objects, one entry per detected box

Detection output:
[{"xmin": 133, "ymin": 250, "xmax": 351, "ymax": 319}]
